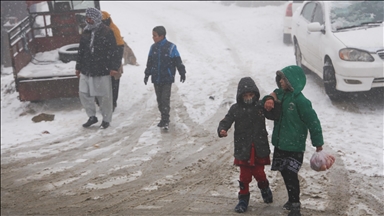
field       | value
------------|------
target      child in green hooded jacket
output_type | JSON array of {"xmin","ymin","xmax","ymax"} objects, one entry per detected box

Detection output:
[{"xmin": 264, "ymin": 65, "xmax": 324, "ymax": 216}]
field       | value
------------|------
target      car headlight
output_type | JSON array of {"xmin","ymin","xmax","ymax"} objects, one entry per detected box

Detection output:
[{"xmin": 339, "ymin": 48, "xmax": 374, "ymax": 62}]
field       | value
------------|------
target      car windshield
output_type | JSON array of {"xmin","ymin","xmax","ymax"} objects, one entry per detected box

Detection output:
[{"xmin": 330, "ymin": 1, "xmax": 384, "ymax": 31}]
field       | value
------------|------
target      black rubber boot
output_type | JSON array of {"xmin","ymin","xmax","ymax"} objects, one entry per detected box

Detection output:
[
  {"xmin": 82, "ymin": 116, "xmax": 98, "ymax": 128},
  {"xmin": 288, "ymin": 202, "xmax": 301, "ymax": 216},
  {"xmin": 157, "ymin": 120, "xmax": 165, "ymax": 127},
  {"xmin": 234, "ymin": 193, "xmax": 250, "ymax": 213},
  {"xmin": 163, "ymin": 121, "xmax": 169, "ymax": 130},
  {"xmin": 283, "ymin": 201, "xmax": 292, "ymax": 210},
  {"xmin": 260, "ymin": 187, "xmax": 273, "ymax": 203}
]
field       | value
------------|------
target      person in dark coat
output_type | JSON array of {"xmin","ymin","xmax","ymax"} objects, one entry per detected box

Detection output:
[
  {"xmin": 218, "ymin": 77, "xmax": 281, "ymax": 213},
  {"xmin": 75, "ymin": 7, "xmax": 121, "ymax": 129},
  {"xmin": 143, "ymin": 26, "xmax": 186, "ymax": 129}
]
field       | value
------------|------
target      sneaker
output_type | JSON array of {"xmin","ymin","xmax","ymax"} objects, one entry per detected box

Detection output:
[
  {"xmin": 100, "ymin": 121, "xmax": 110, "ymax": 129},
  {"xmin": 283, "ymin": 201, "xmax": 292, "ymax": 210},
  {"xmin": 288, "ymin": 202, "xmax": 301, "ymax": 216},
  {"xmin": 83, "ymin": 116, "xmax": 98, "ymax": 128},
  {"xmin": 260, "ymin": 187, "xmax": 273, "ymax": 203}
]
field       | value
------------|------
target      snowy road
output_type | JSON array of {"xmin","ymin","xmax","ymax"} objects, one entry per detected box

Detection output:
[{"xmin": 1, "ymin": 2, "xmax": 383, "ymax": 215}]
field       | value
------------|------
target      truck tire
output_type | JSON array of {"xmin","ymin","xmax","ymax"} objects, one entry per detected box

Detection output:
[{"xmin": 58, "ymin": 43, "xmax": 79, "ymax": 63}]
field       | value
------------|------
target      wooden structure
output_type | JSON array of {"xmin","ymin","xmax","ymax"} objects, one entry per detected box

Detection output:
[{"xmin": 7, "ymin": 0, "xmax": 100, "ymax": 101}]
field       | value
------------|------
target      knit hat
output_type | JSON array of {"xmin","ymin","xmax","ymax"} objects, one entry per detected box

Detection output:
[{"xmin": 85, "ymin": 7, "xmax": 102, "ymax": 24}]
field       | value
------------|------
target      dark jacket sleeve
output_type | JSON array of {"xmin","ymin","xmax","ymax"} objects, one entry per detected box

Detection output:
[
  {"xmin": 217, "ymin": 105, "xmax": 235, "ymax": 137},
  {"xmin": 116, "ymin": 45, "xmax": 124, "ymax": 63},
  {"xmin": 144, "ymin": 46, "xmax": 153, "ymax": 77},
  {"xmin": 105, "ymin": 29, "xmax": 120, "ymax": 71},
  {"xmin": 261, "ymin": 95, "xmax": 281, "ymax": 120},
  {"xmin": 170, "ymin": 45, "xmax": 186, "ymax": 75},
  {"xmin": 264, "ymin": 100, "xmax": 281, "ymax": 120},
  {"xmin": 174, "ymin": 56, "xmax": 186, "ymax": 75},
  {"xmin": 75, "ymin": 35, "xmax": 86, "ymax": 71}
]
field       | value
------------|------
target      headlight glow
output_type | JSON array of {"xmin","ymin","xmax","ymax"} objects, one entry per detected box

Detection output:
[{"xmin": 339, "ymin": 48, "xmax": 374, "ymax": 62}]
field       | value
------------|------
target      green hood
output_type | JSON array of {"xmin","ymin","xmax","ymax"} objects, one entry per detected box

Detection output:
[
  {"xmin": 276, "ymin": 65, "xmax": 306, "ymax": 95},
  {"xmin": 271, "ymin": 65, "xmax": 323, "ymax": 152}
]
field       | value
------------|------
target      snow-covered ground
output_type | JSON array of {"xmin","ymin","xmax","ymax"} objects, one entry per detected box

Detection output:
[{"xmin": 1, "ymin": 2, "xmax": 383, "ymax": 215}]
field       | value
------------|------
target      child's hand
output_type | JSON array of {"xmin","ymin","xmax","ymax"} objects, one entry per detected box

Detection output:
[
  {"xmin": 110, "ymin": 70, "xmax": 119, "ymax": 77},
  {"xmin": 220, "ymin": 130, "xmax": 227, "ymax": 137},
  {"xmin": 316, "ymin": 146, "xmax": 323, "ymax": 152},
  {"xmin": 264, "ymin": 99, "xmax": 274, "ymax": 111}
]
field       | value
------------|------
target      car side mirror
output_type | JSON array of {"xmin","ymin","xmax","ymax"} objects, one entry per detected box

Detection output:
[{"xmin": 307, "ymin": 22, "xmax": 325, "ymax": 33}]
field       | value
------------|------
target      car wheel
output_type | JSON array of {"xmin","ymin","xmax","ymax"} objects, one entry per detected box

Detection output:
[
  {"xmin": 58, "ymin": 43, "xmax": 79, "ymax": 63},
  {"xmin": 294, "ymin": 41, "xmax": 302, "ymax": 68},
  {"xmin": 294, "ymin": 40, "xmax": 310, "ymax": 74},
  {"xmin": 323, "ymin": 58, "xmax": 342, "ymax": 100},
  {"xmin": 283, "ymin": 33, "xmax": 292, "ymax": 44}
]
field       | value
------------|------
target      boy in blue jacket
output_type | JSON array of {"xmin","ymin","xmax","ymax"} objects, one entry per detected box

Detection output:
[{"xmin": 143, "ymin": 26, "xmax": 186, "ymax": 129}]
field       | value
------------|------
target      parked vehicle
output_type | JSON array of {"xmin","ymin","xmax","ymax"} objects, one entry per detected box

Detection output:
[
  {"xmin": 291, "ymin": 1, "xmax": 384, "ymax": 100},
  {"xmin": 7, "ymin": 0, "xmax": 100, "ymax": 102},
  {"xmin": 282, "ymin": 1, "xmax": 304, "ymax": 44}
]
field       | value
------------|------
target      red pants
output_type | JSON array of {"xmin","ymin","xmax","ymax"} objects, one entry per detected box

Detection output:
[{"xmin": 239, "ymin": 164, "xmax": 269, "ymax": 194}]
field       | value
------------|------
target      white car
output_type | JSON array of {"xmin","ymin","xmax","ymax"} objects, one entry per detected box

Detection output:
[
  {"xmin": 291, "ymin": 1, "xmax": 384, "ymax": 100},
  {"xmin": 282, "ymin": 1, "xmax": 304, "ymax": 44}
]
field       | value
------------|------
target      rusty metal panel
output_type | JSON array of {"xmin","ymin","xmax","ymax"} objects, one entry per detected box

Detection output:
[
  {"xmin": 17, "ymin": 76, "xmax": 79, "ymax": 101},
  {"xmin": 13, "ymin": 51, "xmax": 33, "ymax": 74}
]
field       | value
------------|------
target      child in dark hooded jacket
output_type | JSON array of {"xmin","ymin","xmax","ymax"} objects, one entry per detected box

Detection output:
[{"xmin": 218, "ymin": 77, "xmax": 281, "ymax": 213}]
